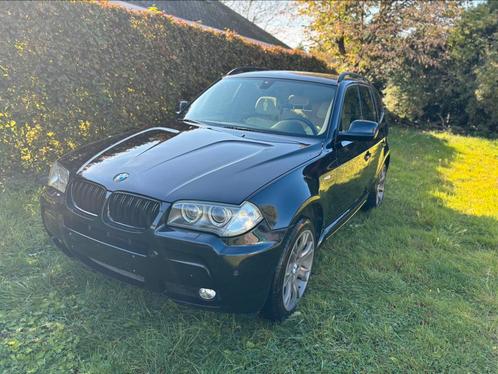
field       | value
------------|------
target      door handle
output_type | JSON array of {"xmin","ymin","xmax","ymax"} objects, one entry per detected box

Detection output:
[{"xmin": 364, "ymin": 151, "xmax": 371, "ymax": 161}]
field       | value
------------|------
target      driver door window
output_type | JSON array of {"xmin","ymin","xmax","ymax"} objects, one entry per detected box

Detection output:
[
  {"xmin": 358, "ymin": 85, "xmax": 376, "ymax": 122},
  {"xmin": 340, "ymin": 86, "xmax": 361, "ymax": 131}
]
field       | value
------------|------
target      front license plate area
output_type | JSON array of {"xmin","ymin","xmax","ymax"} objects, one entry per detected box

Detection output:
[{"xmin": 66, "ymin": 228, "xmax": 146, "ymax": 282}]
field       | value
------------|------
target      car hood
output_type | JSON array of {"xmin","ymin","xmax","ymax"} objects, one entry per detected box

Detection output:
[{"xmin": 72, "ymin": 123, "xmax": 322, "ymax": 204}]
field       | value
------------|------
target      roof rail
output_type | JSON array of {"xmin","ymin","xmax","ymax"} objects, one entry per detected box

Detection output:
[
  {"xmin": 226, "ymin": 67, "xmax": 268, "ymax": 76},
  {"xmin": 337, "ymin": 71, "xmax": 368, "ymax": 83}
]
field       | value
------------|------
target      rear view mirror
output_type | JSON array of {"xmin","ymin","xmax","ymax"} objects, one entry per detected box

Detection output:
[
  {"xmin": 337, "ymin": 120, "xmax": 379, "ymax": 141},
  {"xmin": 176, "ymin": 100, "xmax": 190, "ymax": 115}
]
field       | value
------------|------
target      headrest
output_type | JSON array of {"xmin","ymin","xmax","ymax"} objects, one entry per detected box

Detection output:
[
  {"xmin": 288, "ymin": 95, "xmax": 309, "ymax": 107},
  {"xmin": 255, "ymin": 96, "xmax": 278, "ymax": 116}
]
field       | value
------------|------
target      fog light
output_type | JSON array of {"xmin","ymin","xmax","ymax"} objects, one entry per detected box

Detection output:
[{"xmin": 199, "ymin": 288, "xmax": 216, "ymax": 300}]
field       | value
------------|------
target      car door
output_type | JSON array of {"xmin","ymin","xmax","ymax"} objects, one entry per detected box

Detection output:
[
  {"xmin": 319, "ymin": 84, "xmax": 369, "ymax": 224},
  {"xmin": 358, "ymin": 85, "xmax": 384, "ymax": 187}
]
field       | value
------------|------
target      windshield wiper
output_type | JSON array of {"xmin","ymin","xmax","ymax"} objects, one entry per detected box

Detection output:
[
  {"xmin": 181, "ymin": 118, "xmax": 254, "ymax": 134},
  {"xmin": 201, "ymin": 120, "xmax": 261, "ymax": 133},
  {"xmin": 219, "ymin": 124, "xmax": 259, "ymax": 132},
  {"xmin": 182, "ymin": 119, "xmax": 254, "ymax": 133},
  {"xmin": 181, "ymin": 118, "xmax": 206, "ymax": 126}
]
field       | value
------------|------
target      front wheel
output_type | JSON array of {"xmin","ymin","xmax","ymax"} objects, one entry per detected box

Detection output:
[
  {"xmin": 261, "ymin": 219, "xmax": 315, "ymax": 321},
  {"xmin": 364, "ymin": 163, "xmax": 387, "ymax": 210}
]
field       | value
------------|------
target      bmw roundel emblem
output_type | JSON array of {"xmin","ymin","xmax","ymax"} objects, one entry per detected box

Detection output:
[{"xmin": 113, "ymin": 172, "xmax": 129, "ymax": 183}]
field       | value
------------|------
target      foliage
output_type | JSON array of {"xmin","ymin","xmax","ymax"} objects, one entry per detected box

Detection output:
[
  {"xmin": 442, "ymin": 0, "xmax": 498, "ymax": 135},
  {"xmin": 300, "ymin": 0, "xmax": 498, "ymax": 137},
  {"xmin": 299, "ymin": 0, "xmax": 460, "ymax": 79},
  {"xmin": 0, "ymin": 1, "xmax": 326, "ymax": 176},
  {"xmin": 474, "ymin": 49, "xmax": 498, "ymax": 130},
  {"xmin": 383, "ymin": 56, "xmax": 451, "ymax": 126},
  {"xmin": 385, "ymin": 0, "xmax": 498, "ymax": 135},
  {"xmin": 1, "ymin": 128, "xmax": 497, "ymax": 372}
]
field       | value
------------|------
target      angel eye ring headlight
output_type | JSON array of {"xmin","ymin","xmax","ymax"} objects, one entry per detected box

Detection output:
[
  {"xmin": 208, "ymin": 206, "xmax": 232, "ymax": 227},
  {"xmin": 167, "ymin": 201, "xmax": 263, "ymax": 237},
  {"xmin": 180, "ymin": 203, "xmax": 203, "ymax": 223}
]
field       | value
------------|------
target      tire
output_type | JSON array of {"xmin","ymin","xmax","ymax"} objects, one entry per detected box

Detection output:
[
  {"xmin": 261, "ymin": 218, "xmax": 316, "ymax": 321},
  {"xmin": 364, "ymin": 163, "xmax": 387, "ymax": 210}
]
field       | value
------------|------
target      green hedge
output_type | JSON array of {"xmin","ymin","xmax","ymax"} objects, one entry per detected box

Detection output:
[{"xmin": 0, "ymin": 1, "xmax": 327, "ymax": 175}]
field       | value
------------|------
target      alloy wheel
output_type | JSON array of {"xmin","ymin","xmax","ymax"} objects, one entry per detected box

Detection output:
[
  {"xmin": 282, "ymin": 229, "xmax": 314, "ymax": 311},
  {"xmin": 376, "ymin": 165, "xmax": 387, "ymax": 206}
]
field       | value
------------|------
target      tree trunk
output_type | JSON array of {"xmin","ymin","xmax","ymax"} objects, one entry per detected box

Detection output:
[{"xmin": 336, "ymin": 36, "xmax": 346, "ymax": 55}]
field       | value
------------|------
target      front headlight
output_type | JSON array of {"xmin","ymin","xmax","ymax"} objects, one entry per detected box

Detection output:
[
  {"xmin": 47, "ymin": 161, "xmax": 69, "ymax": 193},
  {"xmin": 167, "ymin": 201, "xmax": 263, "ymax": 237}
]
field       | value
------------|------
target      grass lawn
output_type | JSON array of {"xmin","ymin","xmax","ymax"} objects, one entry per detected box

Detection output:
[{"xmin": 1, "ymin": 127, "xmax": 497, "ymax": 373}]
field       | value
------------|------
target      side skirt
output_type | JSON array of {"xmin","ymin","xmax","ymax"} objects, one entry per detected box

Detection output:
[{"xmin": 317, "ymin": 195, "xmax": 367, "ymax": 247}]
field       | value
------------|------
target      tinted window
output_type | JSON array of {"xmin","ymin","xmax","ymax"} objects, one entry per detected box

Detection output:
[
  {"xmin": 372, "ymin": 88, "xmax": 383, "ymax": 122},
  {"xmin": 340, "ymin": 86, "xmax": 361, "ymax": 130},
  {"xmin": 359, "ymin": 85, "xmax": 376, "ymax": 121},
  {"xmin": 185, "ymin": 77, "xmax": 336, "ymax": 137}
]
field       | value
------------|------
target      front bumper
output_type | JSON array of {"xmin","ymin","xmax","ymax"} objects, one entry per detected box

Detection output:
[{"xmin": 40, "ymin": 188, "xmax": 288, "ymax": 313}]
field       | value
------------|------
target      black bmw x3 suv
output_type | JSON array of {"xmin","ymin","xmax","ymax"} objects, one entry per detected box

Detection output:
[{"xmin": 41, "ymin": 69, "xmax": 390, "ymax": 320}]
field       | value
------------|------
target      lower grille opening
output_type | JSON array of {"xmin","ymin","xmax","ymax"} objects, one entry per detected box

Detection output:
[{"xmin": 107, "ymin": 192, "xmax": 160, "ymax": 229}]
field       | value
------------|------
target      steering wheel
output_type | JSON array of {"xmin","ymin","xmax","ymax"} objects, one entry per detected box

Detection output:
[{"xmin": 273, "ymin": 117, "xmax": 318, "ymax": 136}]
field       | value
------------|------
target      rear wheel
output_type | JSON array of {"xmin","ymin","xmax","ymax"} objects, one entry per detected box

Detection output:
[
  {"xmin": 262, "ymin": 219, "xmax": 315, "ymax": 321},
  {"xmin": 364, "ymin": 163, "xmax": 387, "ymax": 210}
]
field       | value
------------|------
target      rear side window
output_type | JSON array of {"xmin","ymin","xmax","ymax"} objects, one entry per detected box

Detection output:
[
  {"xmin": 358, "ymin": 85, "xmax": 376, "ymax": 122},
  {"xmin": 340, "ymin": 86, "xmax": 361, "ymax": 130}
]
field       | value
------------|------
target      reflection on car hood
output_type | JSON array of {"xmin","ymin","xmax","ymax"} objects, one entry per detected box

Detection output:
[{"xmin": 74, "ymin": 124, "xmax": 322, "ymax": 204}]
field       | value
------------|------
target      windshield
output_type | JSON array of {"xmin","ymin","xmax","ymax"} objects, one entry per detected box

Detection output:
[{"xmin": 184, "ymin": 77, "xmax": 337, "ymax": 137}]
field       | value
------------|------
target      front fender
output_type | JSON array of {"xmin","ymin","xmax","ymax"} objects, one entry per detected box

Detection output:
[{"xmin": 248, "ymin": 165, "xmax": 320, "ymax": 231}]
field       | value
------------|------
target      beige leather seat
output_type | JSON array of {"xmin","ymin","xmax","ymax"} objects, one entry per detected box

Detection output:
[
  {"xmin": 313, "ymin": 102, "xmax": 330, "ymax": 132},
  {"xmin": 245, "ymin": 96, "xmax": 279, "ymax": 128}
]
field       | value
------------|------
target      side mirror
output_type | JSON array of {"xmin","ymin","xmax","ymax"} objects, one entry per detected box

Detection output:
[
  {"xmin": 337, "ymin": 120, "xmax": 379, "ymax": 142},
  {"xmin": 176, "ymin": 100, "xmax": 190, "ymax": 116}
]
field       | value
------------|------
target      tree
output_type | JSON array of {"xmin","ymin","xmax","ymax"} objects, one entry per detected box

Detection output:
[
  {"xmin": 443, "ymin": 0, "xmax": 498, "ymax": 134},
  {"xmin": 299, "ymin": 0, "xmax": 461, "ymax": 80}
]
